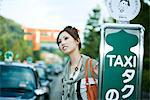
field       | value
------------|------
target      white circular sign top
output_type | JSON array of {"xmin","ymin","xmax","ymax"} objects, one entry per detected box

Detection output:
[{"xmin": 106, "ymin": 0, "xmax": 141, "ymax": 21}]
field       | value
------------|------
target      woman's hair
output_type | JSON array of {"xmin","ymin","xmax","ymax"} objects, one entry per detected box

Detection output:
[{"xmin": 56, "ymin": 26, "xmax": 81, "ymax": 50}]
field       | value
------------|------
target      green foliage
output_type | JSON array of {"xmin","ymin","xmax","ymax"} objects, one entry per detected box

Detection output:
[
  {"xmin": 0, "ymin": 16, "xmax": 34, "ymax": 61},
  {"xmin": 142, "ymin": 69, "xmax": 150, "ymax": 92},
  {"xmin": 0, "ymin": 16, "xmax": 24, "ymax": 36},
  {"xmin": 143, "ymin": 57, "xmax": 150, "ymax": 70},
  {"xmin": 81, "ymin": 5, "xmax": 101, "ymax": 60},
  {"xmin": 0, "ymin": 33, "xmax": 33, "ymax": 61},
  {"xmin": 131, "ymin": 0, "xmax": 150, "ymax": 60},
  {"xmin": 131, "ymin": 1, "xmax": 150, "ymax": 93},
  {"xmin": 33, "ymin": 51, "xmax": 40, "ymax": 61}
]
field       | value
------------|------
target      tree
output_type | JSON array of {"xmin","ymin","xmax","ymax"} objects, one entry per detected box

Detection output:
[
  {"xmin": 81, "ymin": 5, "xmax": 101, "ymax": 60},
  {"xmin": 131, "ymin": 0, "xmax": 150, "ymax": 94},
  {"xmin": 0, "ymin": 16, "xmax": 34, "ymax": 61},
  {"xmin": 0, "ymin": 16, "xmax": 24, "ymax": 36},
  {"xmin": 131, "ymin": 0, "xmax": 150, "ymax": 64}
]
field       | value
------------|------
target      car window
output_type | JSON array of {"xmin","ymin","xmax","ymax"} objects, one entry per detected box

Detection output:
[
  {"xmin": 0, "ymin": 65, "xmax": 36, "ymax": 90},
  {"xmin": 36, "ymin": 67, "xmax": 46, "ymax": 79}
]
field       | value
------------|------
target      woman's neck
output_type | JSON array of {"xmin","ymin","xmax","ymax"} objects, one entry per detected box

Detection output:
[{"xmin": 69, "ymin": 49, "xmax": 81, "ymax": 67}]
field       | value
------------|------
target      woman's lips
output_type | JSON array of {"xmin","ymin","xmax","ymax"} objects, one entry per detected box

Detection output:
[{"xmin": 62, "ymin": 46, "xmax": 68, "ymax": 51}]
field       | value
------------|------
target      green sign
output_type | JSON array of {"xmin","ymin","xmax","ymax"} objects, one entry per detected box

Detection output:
[
  {"xmin": 99, "ymin": 23, "xmax": 144, "ymax": 100},
  {"xmin": 4, "ymin": 51, "xmax": 14, "ymax": 62},
  {"xmin": 26, "ymin": 56, "xmax": 33, "ymax": 64}
]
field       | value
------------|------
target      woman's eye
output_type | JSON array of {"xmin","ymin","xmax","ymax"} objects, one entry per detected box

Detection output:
[
  {"xmin": 58, "ymin": 40, "xmax": 61, "ymax": 44},
  {"xmin": 64, "ymin": 37, "xmax": 68, "ymax": 40}
]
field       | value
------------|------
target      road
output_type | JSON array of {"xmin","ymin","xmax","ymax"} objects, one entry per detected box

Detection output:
[{"xmin": 49, "ymin": 74, "xmax": 63, "ymax": 100}]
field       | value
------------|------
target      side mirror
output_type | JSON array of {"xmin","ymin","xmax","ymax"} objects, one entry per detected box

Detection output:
[
  {"xmin": 41, "ymin": 80, "xmax": 49, "ymax": 86},
  {"xmin": 34, "ymin": 87, "xmax": 47, "ymax": 96}
]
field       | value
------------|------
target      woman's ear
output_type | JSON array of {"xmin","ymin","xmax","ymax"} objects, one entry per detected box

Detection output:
[{"xmin": 76, "ymin": 38, "xmax": 80, "ymax": 44}]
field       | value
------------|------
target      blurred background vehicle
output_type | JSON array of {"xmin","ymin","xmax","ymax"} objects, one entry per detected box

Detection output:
[
  {"xmin": 34, "ymin": 64, "xmax": 52, "ymax": 100},
  {"xmin": 0, "ymin": 61, "xmax": 47, "ymax": 100},
  {"xmin": 35, "ymin": 61, "xmax": 47, "ymax": 68},
  {"xmin": 47, "ymin": 64, "xmax": 63, "ymax": 75}
]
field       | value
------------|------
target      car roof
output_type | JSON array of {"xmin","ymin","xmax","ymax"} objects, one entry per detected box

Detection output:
[{"xmin": 0, "ymin": 61, "xmax": 36, "ymax": 71}]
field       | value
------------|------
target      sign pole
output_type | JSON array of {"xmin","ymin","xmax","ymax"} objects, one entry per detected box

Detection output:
[{"xmin": 98, "ymin": 0, "xmax": 144, "ymax": 100}]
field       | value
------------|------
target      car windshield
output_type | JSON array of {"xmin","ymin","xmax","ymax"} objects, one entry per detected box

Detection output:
[{"xmin": 0, "ymin": 65, "xmax": 36, "ymax": 91}]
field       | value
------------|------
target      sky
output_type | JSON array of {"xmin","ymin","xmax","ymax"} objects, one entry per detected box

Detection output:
[{"xmin": 0, "ymin": 0, "xmax": 109, "ymax": 31}]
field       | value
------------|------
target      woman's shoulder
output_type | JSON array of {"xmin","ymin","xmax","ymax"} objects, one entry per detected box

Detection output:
[
  {"xmin": 81, "ymin": 54, "xmax": 90, "ymax": 61},
  {"xmin": 81, "ymin": 54, "xmax": 98, "ymax": 64}
]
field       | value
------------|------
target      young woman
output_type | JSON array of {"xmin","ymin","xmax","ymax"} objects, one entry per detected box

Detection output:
[{"xmin": 57, "ymin": 26, "xmax": 98, "ymax": 100}]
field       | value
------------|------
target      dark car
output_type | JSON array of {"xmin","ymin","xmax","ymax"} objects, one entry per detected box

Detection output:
[
  {"xmin": 47, "ymin": 64, "xmax": 63, "ymax": 75},
  {"xmin": 35, "ymin": 65, "xmax": 52, "ymax": 100},
  {"xmin": 0, "ymin": 61, "xmax": 47, "ymax": 100}
]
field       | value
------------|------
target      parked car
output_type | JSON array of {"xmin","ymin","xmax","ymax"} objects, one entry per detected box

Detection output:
[
  {"xmin": 35, "ymin": 60, "xmax": 47, "ymax": 69},
  {"xmin": 47, "ymin": 64, "xmax": 55, "ymax": 75},
  {"xmin": 47, "ymin": 64, "xmax": 63, "ymax": 75},
  {"xmin": 34, "ymin": 65, "xmax": 52, "ymax": 100},
  {"xmin": 0, "ymin": 61, "xmax": 47, "ymax": 100}
]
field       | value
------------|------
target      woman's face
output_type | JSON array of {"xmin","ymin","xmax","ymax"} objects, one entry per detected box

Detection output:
[{"xmin": 57, "ymin": 31, "xmax": 79, "ymax": 54}]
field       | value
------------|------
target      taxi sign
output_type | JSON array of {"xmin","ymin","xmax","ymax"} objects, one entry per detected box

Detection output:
[{"xmin": 99, "ymin": 23, "xmax": 144, "ymax": 100}]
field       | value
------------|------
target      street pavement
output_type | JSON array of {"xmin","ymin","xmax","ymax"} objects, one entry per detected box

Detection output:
[{"xmin": 49, "ymin": 74, "xmax": 63, "ymax": 100}]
